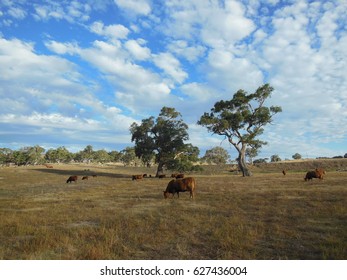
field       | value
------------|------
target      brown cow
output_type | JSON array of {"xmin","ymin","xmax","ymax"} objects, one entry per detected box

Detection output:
[
  {"xmin": 282, "ymin": 170, "xmax": 286, "ymax": 176},
  {"xmin": 315, "ymin": 168, "xmax": 326, "ymax": 179},
  {"xmin": 45, "ymin": 164, "xmax": 53, "ymax": 168},
  {"xmin": 66, "ymin": 175, "xmax": 78, "ymax": 183},
  {"xmin": 132, "ymin": 174, "xmax": 143, "ymax": 180},
  {"xmin": 163, "ymin": 177, "xmax": 196, "ymax": 199},
  {"xmin": 82, "ymin": 176, "xmax": 88, "ymax": 180},
  {"xmin": 304, "ymin": 168, "xmax": 325, "ymax": 181},
  {"xmin": 158, "ymin": 174, "xmax": 166, "ymax": 179},
  {"xmin": 304, "ymin": 171, "xmax": 317, "ymax": 181}
]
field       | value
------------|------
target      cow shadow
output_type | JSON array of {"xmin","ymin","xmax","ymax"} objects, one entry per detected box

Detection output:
[{"xmin": 33, "ymin": 168, "xmax": 130, "ymax": 179}]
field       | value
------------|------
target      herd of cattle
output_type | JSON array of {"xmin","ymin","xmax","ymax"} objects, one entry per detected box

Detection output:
[
  {"xmin": 63, "ymin": 168, "xmax": 326, "ymax": 199},
  {"xmin": 66, "ymin": 174, "xmax": 97, "ymax": 183},
  {"xmin": 66, "ymin": 172, "xmax": 195, "ymax": 199},
  {"xmin": 131, "ymin": 173, "xmax": 195, "ymax": 199}
]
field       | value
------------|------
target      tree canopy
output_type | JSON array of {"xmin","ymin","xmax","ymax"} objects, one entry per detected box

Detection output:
[
  {"xmin": 203, "ymin": 146, "xmax": 230, "ymax": 165},
  {"xmin": 198, "ymin": 84, "xmax": 282, "ymax": 176},
  {"xmin": 130, "ymin": 107, "xmax": 199, "ymax": 175}
]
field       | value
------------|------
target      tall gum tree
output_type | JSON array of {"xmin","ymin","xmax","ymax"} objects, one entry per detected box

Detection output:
[{"xmin": 198, "ymin": 84, "xmax": 282, "ymax": 177}]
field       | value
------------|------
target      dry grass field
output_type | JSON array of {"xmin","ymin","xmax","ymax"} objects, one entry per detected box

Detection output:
[{"xmin": 0, "ymin": 161, "xmax": 346, "ymax": 260}]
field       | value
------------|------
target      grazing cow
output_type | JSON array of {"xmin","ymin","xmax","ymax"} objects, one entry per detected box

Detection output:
[
  {"xmin": 315, "ymin": 168, "xmax": 326, "ymax": 179},
  {"xmin": 304, "ymin": 171, "xmax": 317, "ymax": 181},
  {"xmin": 282, "ymin": 170, "xmax": 286, "ymax": 176},
  {"xmin": 82, "ymin": 176, "xmax": 88, "ymax": 180},
  {"xmin": 158, "ymin": 174, "xmax": 166, "ymax": 179},
  {"xmin": 132, "ymin": 174, "xmax": 143, "ymax": 181},
  {"xmin": 143, "ymin": 174, "xmax": 148, "ymax": 178},
  {"xmin": 163, "ymin": 177, "xmax": 196, "ymax": 199},
  {"xmin": 304, "ymin": 168, "xmax": 326, "ymax": 181},
  {"xmin": 66, "ymin": 175, "xmax": 78, "ymax": 183}
]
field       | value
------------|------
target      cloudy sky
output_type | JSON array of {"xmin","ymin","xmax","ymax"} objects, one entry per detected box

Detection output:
[{"xmin": 0, "ymin": 0, "xmax": 346, "ymax": 159}]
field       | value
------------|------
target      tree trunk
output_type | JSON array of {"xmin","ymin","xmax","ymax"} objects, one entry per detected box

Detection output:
[
  {"xmin": 238, "ymin": 149, "xmax": 252, "ymax": 177},
  {"xmin": 156, "ymin": 161, "xmax": 164, "ymax": 177}
]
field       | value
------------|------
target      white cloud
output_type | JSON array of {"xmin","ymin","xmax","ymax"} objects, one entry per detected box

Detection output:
[
  {"xmin": 201, "ymin": 1, "xmax": 255, "ymax": 48},
  {"xmin": 32, "ymin": 1, "xmax": 91, "ymax": 22},
  {"xmin": 33, "ymin": 5, "xmax": 49, "ymax": 20},
  {"xmin": 90, "ymin": 21, "xmax": 130, "ymax": 41},
  {"xmin": 152, "ymin": 52, "xmax": 188, "ymax": 84},
  {"xmin": 180, "ymin": 82, "xmax": 218, "ymax": 102},
  {"xmin": 74, "ymin": 39, "xmax": 173, "ymax": 114},
  {"xmin": 0, "ymin": 38, "xmax": 79, "ymax": 87},
  {"xmin": 114, "ymin": 0, "xmax": 151, "ymax": 16},
  {"xmin": 45, "ymin": 40, "xmax": 79, "ymax": 55},
  {"xmin": 162, "ymin": 0, "xmax": 255, "ymax": 48},
  {"xmin": 206, "ymin": 48, "xmax": 264, "ymax": 93},
  {"xmin": 8, "ymin": 6, "xmax": 26, "ymax": 19},
  {"xmin": 0, "ymin": 37, "xmax": 137, "ymax": 149},
  {"xmin": 187, "ymin": 123, "xmax": 232, "ymax": 154},
  {"xmin": 167, "ymin": 40, "xmax": 206, "ymax": 62},
  {"xmin": 0, "ymin": 112, "xmax": 100, "ymax": 131},
  {"xmin": 67, "ymin": 1, "xmax": 91, "ymax": 21},
  {"xmin": 124, "ymin": 39, "xmax": 151, "ymax": 60},
  {"xmin": 254, "ymin": 1, "xmax": 347, "ymax": 158}
]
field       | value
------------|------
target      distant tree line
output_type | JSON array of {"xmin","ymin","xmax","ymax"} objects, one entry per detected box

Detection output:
[
  {"xmin": 0, "ymin": 145, "xmax": 234, "ymax": 170},
  {"xmin": 253, "ymin": 152, "xmax": 347, "ymax": 164},
  {"xmin": 2, "ymin": 145, "xmax": 345, "ymax": 168},
  {"xmin": 0, "ymin": 145, "xmax": 135, "ymax": 166}
]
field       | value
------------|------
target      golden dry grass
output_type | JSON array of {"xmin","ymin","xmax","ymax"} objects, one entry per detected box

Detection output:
[{"xmin": 0, "ymin": 164, "xmax": 346, "ymax": 260}]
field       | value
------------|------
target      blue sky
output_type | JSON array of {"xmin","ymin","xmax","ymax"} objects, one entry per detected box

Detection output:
[{"xmin": 0, "ymin": 0, "xmax": 346, "ymax": 159}]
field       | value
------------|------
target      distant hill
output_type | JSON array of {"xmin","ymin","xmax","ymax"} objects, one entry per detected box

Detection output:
[{"xmin": 252, "ymin": 158, "xmax": 347, "ymax": 173}]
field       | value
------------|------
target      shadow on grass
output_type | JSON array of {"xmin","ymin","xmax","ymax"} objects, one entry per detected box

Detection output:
[
  {"xmin": 32, "ymin": 167, "xmax": 160, "ymax": 180},
  {"xmin": 33, "ymin": 168, "xmax": 131, "ymax": 179}
]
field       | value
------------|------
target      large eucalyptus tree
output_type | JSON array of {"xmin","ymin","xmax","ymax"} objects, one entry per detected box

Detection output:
[{"xmin": 198, "ymin": 84, "xmax": 282, "ymax": 176}]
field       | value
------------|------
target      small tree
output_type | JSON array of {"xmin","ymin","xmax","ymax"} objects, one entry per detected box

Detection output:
[
  {"xmin": 22, "ymin": 146, "xmax": 45, "ymax": 165},
  {"xmin": 167, "ymin": 144, "xmax": 200, "ymax": 172},
  {"xmin": 292, "ymin": 153, "xmax": 302, "ymax": 160},
  {"xmin": 203, "ymin": 146, "xmax": 230, "ymax": 165},
  {"xmin": 120, "ymin": 147, "xmax": 138, "ymax": 166},
  {"xmin": 253, "ymin": 158, "xmax": 268, "ymax": 164},
  {"xmin": 109, "ymin": 150, "xmax": 122, "ymax": 162},
  {"xmin": 271, "ymin": 154, "xmax": 281, "ymax": 162},
  {"xmin": 0, "ymin": 148, "xmax": 13, "ymax": 165},
  {"xmin": 94, "ymin": 149, "xmax": 112, "ymax": 163},
  {"xmin": 245, "ymin": 145, "xmax": 260, "ymax": 164},
  {"xmin": 198, "ymin": 84, "xmax": 282, "ymax": 176},
  {"xmin": 82, "ymin": 145, "xmax": 95, "ymax": 163},
  {"xmin": 45, "ymin": 146, "xmax": 72, "ymax": 163}
]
